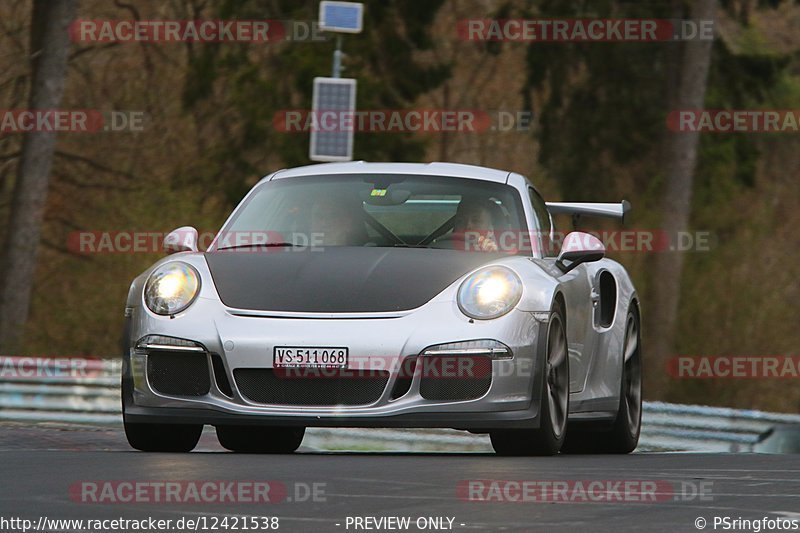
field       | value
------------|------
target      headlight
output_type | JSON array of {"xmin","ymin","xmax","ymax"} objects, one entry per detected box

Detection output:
[
  {"xmin": 457, "ymin": 266, "xmax": 522, "ymax": 320},
  {"xmin": 144, "ymin": 262, "xmax": 200, "ymax": 316}
]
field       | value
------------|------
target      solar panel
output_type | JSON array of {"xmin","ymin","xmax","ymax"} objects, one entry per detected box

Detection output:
[
  {"xmin": 309, "ymin": 77, "xmax": 357, "ymax": 162},
  {"xmin": 319, "ymin": 1, "xmax": 364, "ymax": 33}
]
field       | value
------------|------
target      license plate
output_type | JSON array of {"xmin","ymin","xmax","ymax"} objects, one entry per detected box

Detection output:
[{"xmin": 273, "ymin": 347, "xmax": 349, "ymax": 368}]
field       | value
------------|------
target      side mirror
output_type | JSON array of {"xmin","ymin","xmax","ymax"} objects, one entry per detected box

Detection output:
[
  {"xmin": 163, "ymin": 226, "xmax": 199, "ymax": 254},
  {"xmin": 556, "ymin": 231, "xmax": 605, "ymax": 273}
]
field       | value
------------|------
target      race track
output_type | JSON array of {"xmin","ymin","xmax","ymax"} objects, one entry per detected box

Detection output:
[{"xmin": 0, "ymin": 422, "xmax": 797, "ymax": 533}]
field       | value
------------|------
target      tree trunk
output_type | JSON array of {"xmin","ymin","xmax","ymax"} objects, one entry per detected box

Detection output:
[
  {"xmin": 0, "ymin": 0, "xmax": 77, "ymax": 353},
  {"xmin": 648, "ymin": 0, "xmax": 717, "ymax": 395},
  {"xmin": 439, "ymin": 82, "xmax": 450, "ymax": 161}
]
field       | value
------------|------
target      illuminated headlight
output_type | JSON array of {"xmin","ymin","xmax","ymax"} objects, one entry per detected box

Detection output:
[
  {"xmin": 457, "ymin": 266, "xmax": 522, "ymax": 320},
  {"xmin": 144, "ymin": 262, "xmax": 200, "ymax": 316}
]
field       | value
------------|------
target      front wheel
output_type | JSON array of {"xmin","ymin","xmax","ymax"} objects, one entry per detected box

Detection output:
[
  {"xmin": 124, "ymin": 421, "xmax": 202, "ymax": 452},
  {"xmin": 216, "ymin": 425, "xmax": 305, "ymax": 453},
  {"xmin": 491, "ymin": 305, "xmax": 569, "ymax": 456}
]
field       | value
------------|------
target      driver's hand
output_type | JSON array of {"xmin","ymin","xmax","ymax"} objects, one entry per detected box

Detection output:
[{"xmin": 478, "ymin": 234, "xmax": 498, "ymax": 252}]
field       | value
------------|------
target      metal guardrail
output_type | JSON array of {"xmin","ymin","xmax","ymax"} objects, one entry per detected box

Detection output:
[{"xmin": 1, "ymin": 357, "xmax": 798, "ymax": 452}]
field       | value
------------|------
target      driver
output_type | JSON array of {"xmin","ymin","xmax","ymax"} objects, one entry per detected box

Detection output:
[
  {"xmin": 310, "ymin": 196, "xmax": 367, "ymax": 246},
  {"xmin": 453, "ymin": 198, "xmax": 499, "ymax": 252}
]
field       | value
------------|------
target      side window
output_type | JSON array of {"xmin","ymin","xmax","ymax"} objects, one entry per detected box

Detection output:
[{"xmin": 528, "ymin": 187, "xmax": 555, "ymax": 257}]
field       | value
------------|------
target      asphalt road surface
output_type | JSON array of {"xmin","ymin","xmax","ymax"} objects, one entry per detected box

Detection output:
[{"xmin": 0, "ymin": 422, "xmax": 798, "ymax": 533}]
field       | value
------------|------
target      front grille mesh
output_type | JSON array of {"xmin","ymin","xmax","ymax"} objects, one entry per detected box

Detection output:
[
  {"xmin": 419, "ymin": 355, "xmax": 492, "ymax": 401},
  {"xmin": 147, "ymin": 351, "xmax": 210, "ymax": 396},
  {"xmin": 234, "ymin": 368, "xmax": 389, "ymax": 406}
]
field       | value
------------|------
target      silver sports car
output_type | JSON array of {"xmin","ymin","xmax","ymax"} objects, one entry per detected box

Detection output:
[{"xmin": 121, "ymin": 162, "xmax": 642, "ymax": 455}]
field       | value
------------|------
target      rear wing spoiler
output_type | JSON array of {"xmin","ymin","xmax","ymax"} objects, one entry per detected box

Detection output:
[{"xmin": 545, "ymin": 201, "xmax": 631, "ymax": 223}]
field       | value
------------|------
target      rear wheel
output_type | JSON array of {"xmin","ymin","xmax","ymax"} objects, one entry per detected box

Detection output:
[
  {"xmin": 216, "ymin": 425, "xmax": 305, "ymax": 453},
  {"xmin": 491, "ymin": 305, "xmax": 569, "ymax": 456},
  {"xmin": 124, "ymin": 421, "xmax": 202, "ymax": 452},
  {"xmin": 562, "ymin": 308, "xmax": 642, "ymax": 454}
]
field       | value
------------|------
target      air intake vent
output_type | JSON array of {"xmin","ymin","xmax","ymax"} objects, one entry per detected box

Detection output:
[
  {"xmin": 147, "ymin": 351, "xmax": 210, "ymax": 396},
  {"xmin": 418, "ymin": 355, "xmax": 492, "ymax": 401},
  {"xmin": 234, "ymin": 368, "xmax": 389, "ymax": 406}
]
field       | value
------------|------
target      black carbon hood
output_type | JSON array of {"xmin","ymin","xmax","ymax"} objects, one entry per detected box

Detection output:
[{"xmin": 204, "ymin": 247, "xmax": 505, "ymax": 313}]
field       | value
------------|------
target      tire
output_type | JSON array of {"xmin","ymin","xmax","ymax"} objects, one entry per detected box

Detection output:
[
  {"xmin": 562, "ymin": 307, "xmax": 642, "ymax": 454},
  {"xmin": 490, "ymin": 304, "xmax": 569, "ymax": 456},
  {"xmin": 121, "ymin": 364, "xmax": 203, "ymax": 452},
  {"xmin": 216, "ymin": 425, "xmax": 305, "ymax": 454},
  {"xmin": 124, "ymin": 421, "xmax": 202, "ymax": 452}
]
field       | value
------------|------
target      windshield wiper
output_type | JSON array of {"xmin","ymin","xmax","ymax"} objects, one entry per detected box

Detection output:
[{"xmin": 216, "ymin": 242, "xmax": 298, "ymax": 251}]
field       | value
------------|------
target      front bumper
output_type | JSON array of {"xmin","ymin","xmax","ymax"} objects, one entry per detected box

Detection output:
[
  {"xmin": 122, "ymin": 403, "xmax": 543, "ymax": 429},
  {"xmin": 123, "ymin": 297, "xmax": 546, "ymax": 431}
]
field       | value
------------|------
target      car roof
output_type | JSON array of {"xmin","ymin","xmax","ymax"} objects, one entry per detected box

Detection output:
[{"xmin": 264, "ymin": 161, "xmax": 512, "ymax": 184}]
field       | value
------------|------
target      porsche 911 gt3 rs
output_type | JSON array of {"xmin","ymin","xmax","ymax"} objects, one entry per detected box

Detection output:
[{"xmin": 121, "ymin": 162, "xmax": 642, "ymax": 455}]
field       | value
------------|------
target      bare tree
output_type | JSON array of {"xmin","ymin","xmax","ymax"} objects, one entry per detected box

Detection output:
[
  {"xmin": 649, "ymin": 0, "xmax": 717, "ymax": 393},
  {"xmin": 0, "ymin": 0, "xmax": 77, "ymax": 353}
]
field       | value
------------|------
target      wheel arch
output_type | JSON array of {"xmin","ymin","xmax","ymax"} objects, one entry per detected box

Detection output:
[
  {"xmin": 629, "ymin": 295, "xmax": 641, "ymax": 322},
  {"xmin": 553, "ymin": 290, "xmax": 567, "ymax": 317}
]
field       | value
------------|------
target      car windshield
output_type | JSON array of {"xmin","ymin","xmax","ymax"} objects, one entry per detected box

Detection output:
[{"xmin": 213, "ymin": 173, "xmax": 528, "ymax": 254}]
